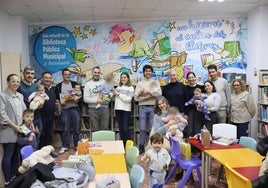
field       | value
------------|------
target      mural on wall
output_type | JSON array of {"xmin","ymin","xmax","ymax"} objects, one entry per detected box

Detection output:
[{"xmin": 29, "ymin": 17, "xmax": 247, "ymax": 86}]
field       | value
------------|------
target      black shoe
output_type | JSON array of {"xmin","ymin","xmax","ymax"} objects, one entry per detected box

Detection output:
[{"xmin": 139, "ymin": 144, "xmax": 145, "ymax": 154}]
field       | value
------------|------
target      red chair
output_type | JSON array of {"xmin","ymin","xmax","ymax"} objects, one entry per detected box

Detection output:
[{"xmin": 164, "ymin": 137, "xmax": 202, "ymax": 188}]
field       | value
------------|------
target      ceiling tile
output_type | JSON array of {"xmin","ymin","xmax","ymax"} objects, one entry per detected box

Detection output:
[
  {"xmin": 92, "ymin": 0, "xmax": 126, "ymax": 8},
  {"xmin": 122, "ymin": 9, "xmax": 152, "ymax": 19},
  {"xmin": 58, "ymin": 0, "xmax": 92, "ymax": 7},
  {"xmin": 125, "ymin": 0, "xmax": 160, "ymax": 9},
  {"xmin": 31, "ymin": 6, "xmax": 63, "ymax": 15}
]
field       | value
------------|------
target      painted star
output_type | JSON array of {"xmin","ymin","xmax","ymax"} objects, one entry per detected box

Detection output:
[
  {"xmin": 81, "ymin": 33, "xmax": 88, "ymax": 40},
  {"xmin": 72, "ymin": 27, "xmax": 81, "ymax": 38},
  {"xmin": 167, "ymin": 21, "xmax": 176, "ymax": 32},
  {"xmin": 89, "ymin": 28, "xmax": 97, "ymax": 36},
  {"xmin": 83, "ymin": 25, "xmax": 90, "ymax": 31},
  {"xmin": 32, "ymin": 28, "xmax": 39, "ymax": 34}
]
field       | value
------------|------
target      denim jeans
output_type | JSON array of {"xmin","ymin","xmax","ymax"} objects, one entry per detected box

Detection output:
[
  {"xmin": 115, "ymin": 110, "xmax": 131, "ymax": 145},
  {"xmin": 2, "ymin": 143, "xmax": 19, "ymax": 182},
  {"xmin": 88, "ymin": 107, "xmax": 110, "ymax": 131},
  {"xmin": 61, "ymin": 107, "xmax": 80, "ymax": 148},
  {"xmin": 139, "ymin": 105, "xmax": 154, "ymax": 145}
]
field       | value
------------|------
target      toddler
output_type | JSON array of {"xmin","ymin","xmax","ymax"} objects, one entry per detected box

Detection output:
[
  {"xmin": 185, "ymin": 87, "xmax": 211, "ymax": 120},
  {"xmin": 28, "ymin": 84, "xmax": 49, "ymax": 110},
  {"xmin": 17, "ymin": 109, "xmax": 38, "ymax": 150},
  {"xmin": 68, "ymin": 84, "xmax": 82, "ymax": 99},
  {"xmin": 141, "ymin": 133, "xmax": 171, "ymax": 188},
  {"xmin": 162, "ymin": 107, "xmax": 187, "ymax": 142},
  {"xmin": 96, "ymin": 75, "xmax": 114, "ymax": 108}
]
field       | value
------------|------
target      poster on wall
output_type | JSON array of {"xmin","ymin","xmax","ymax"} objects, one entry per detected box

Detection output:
[{"xmin": 29, "ymin": 17, "xmax": 247, "ymax": 86}]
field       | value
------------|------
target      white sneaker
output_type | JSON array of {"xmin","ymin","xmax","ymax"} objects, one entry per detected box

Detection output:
[{"xmin": 59, "ymin": 147, "xmax": 68, "ymax": 154}]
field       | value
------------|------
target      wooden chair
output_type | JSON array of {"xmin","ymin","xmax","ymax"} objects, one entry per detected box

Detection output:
[
  {"xmin": 224, "ymin": 163, "xmax": 252, "ymax": 188},
  {"xmin": 91, "ymin": 130, "xmax": 115, "ymax": 141},
  {"xmin": 125, "ymin": 146, "xmax": 139, "ymax": 173},
  {"xmin": 130, "ymin": 164, "xmax": 145, "ymax": 188}
]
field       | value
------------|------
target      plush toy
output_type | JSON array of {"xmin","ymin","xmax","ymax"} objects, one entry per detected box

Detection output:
[{"xmin": 18, "ymin": 145, "xmax": 55, "ymax": 174}]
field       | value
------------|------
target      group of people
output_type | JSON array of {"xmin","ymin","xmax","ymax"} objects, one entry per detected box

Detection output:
[{"xmin": 0, "ymin": 63, "xmax": 256, "ymax": 186}]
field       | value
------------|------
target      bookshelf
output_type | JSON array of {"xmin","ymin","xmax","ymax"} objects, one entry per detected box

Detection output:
[{"xmin": 258, "ymin": 69, "xmax": 268, "ymax": 139}]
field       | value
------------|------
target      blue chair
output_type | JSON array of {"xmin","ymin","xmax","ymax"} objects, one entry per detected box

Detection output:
[
  {"xmin": 239, "ymin": 136, "xmax": 257, "ymax": 151},
  {"xmin": 20, "ymin": 145, "xmax": 34, "ymax": 160},
  {"xmin": 164, "ymin": 137, "xmax": 202, "ymax": 188},
  {"xmin": 91, "ymin": 130, "xmax": 115, "ymax": 141},
  {"xmin": 130, "ymin": 164, "xmax": 145, "ymax": 188}
]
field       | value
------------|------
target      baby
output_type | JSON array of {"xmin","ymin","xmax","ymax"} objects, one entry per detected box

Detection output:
[
  {"xmin": 68, "ymin": 84, "xmax": 82, "ymax": 99},
  {"xmin": 141, "ymin": 133, "xmax": 171, "ymax": 188},
  {"xmin": 28, "ymin": 84, "xmax": 49, "ymax": 110},
  {"xmin": 162, "ymin": 107, "xmax": 187, "ymax": 142},
  {"xmin": 185, "ymin": 87, "xmax": 211, "ymax": 121},
  {"xmin": 96, "ymin": 75, "xmax": 114, "ymax": 108},
  {"xmin": 17, "ymin": 109, "xmax": 38, "ymax": 149}
]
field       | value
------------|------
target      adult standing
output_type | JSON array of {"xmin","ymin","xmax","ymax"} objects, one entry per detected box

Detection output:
[
  {"xmin": 55, "ymin": 69, "xmax": 80, "ymax": 154},
  {"xmin": 0, "ymin": 74, "xmax": 26, "ymax": 184},
  {"xmin": 134, "ymin": 65, "xmax": 162, "ymax": 154},
  {"xmin": 39, "ymin": 71, "xmax": 56, "ymax": 148},
  {"xmin": 162, "ymin": 69, "xmax": 188, "ymax": 115},
  {"xmin": 194, "ymin": 80, "xmax": 221, "ymax": 133},
  {"xmin": 151, "ymin": 96, "xmax": 172, "ymax": 152},
  {"xmin": 207, "ymin": 64, "xmax": 231, "ymax": 123},
  {"xmin": 184, "ymin": 72, "xmax": 204, "ymax": 137},
  {"xmin": 113, "ymin": 72, "xmax": 134, "ymax": 146},
  {"xmin": 17, "ymin": 66, "xmax": 42, "ymax": 146},
  {"xmin": 230, "ymin": 79, "xmax": 256, "ymax": 139},
  {"xmin": 84, "ymin": 66, "xmax": 110, "ymax": 131}
]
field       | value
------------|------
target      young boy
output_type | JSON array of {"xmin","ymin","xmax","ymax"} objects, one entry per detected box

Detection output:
[
  {"xmin": 95, "ymin": 75, "xmax": 114, "ymax": 108},
  {"xmin": 17, "ymin": 109, "xmax": 38, "ymax": 150},
  {"xmin": 141, "ymin": 133, "xmax": 171, "ymax": 188}
]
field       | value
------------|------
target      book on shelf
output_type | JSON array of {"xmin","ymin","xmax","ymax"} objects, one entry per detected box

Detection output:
[
  {"xmin": 259, "ymin": 70, "xmax": 268, "ymax": 84},
  {"xmin": 262, "ymin": 74, "xmax": 268, "ymax": 84},
  {"xmin": 212, "ymin": 137, "xmax": 238, "ymax": 146},
  {"xmin": 262, "ymin": 87, "xmax": 268, "ymax": 103},
  {"xmin": 259, "ymin": 122, "xmax": 268, "ymax": 136}
]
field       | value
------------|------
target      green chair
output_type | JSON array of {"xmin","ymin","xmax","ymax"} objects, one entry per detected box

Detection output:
[
  {"xmin": 91, "ymin": 130, "xmax": 115, "ymax": 141},
  {"xmin": 126, "ymin": 146, "xmax": 139, "ymax": 173}
]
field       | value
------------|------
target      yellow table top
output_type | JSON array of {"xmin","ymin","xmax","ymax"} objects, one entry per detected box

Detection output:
[
  {"xmin": 205, "ymin": 148, "xmax": 264, "ymax": 168},
  {"xmin": 91, "ymin": 154, "xmax": 127, "ymax": 173}
]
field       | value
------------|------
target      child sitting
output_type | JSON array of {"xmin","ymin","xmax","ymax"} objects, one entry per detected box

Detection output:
[
  {"xmin": 17, "ymin": 109, "xmax": 38, "ymax": 150},
  {"xmin": 28, "ymin": 84, "xmax": 49, "ymax": 110},
  {"xmin": 96, "ymin": 75, "xmax": 114, "ymax": 108},
  {"xmin": 162, "ymin": 107, "xmax": 187, "ymax": 142},
  {"xmin": 185, "ymin": 87, "xmax": 211, "ymax": 120},
  {"xmin": 141, "ymin": 133, "xmax": 171, "ymax": 188}
]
